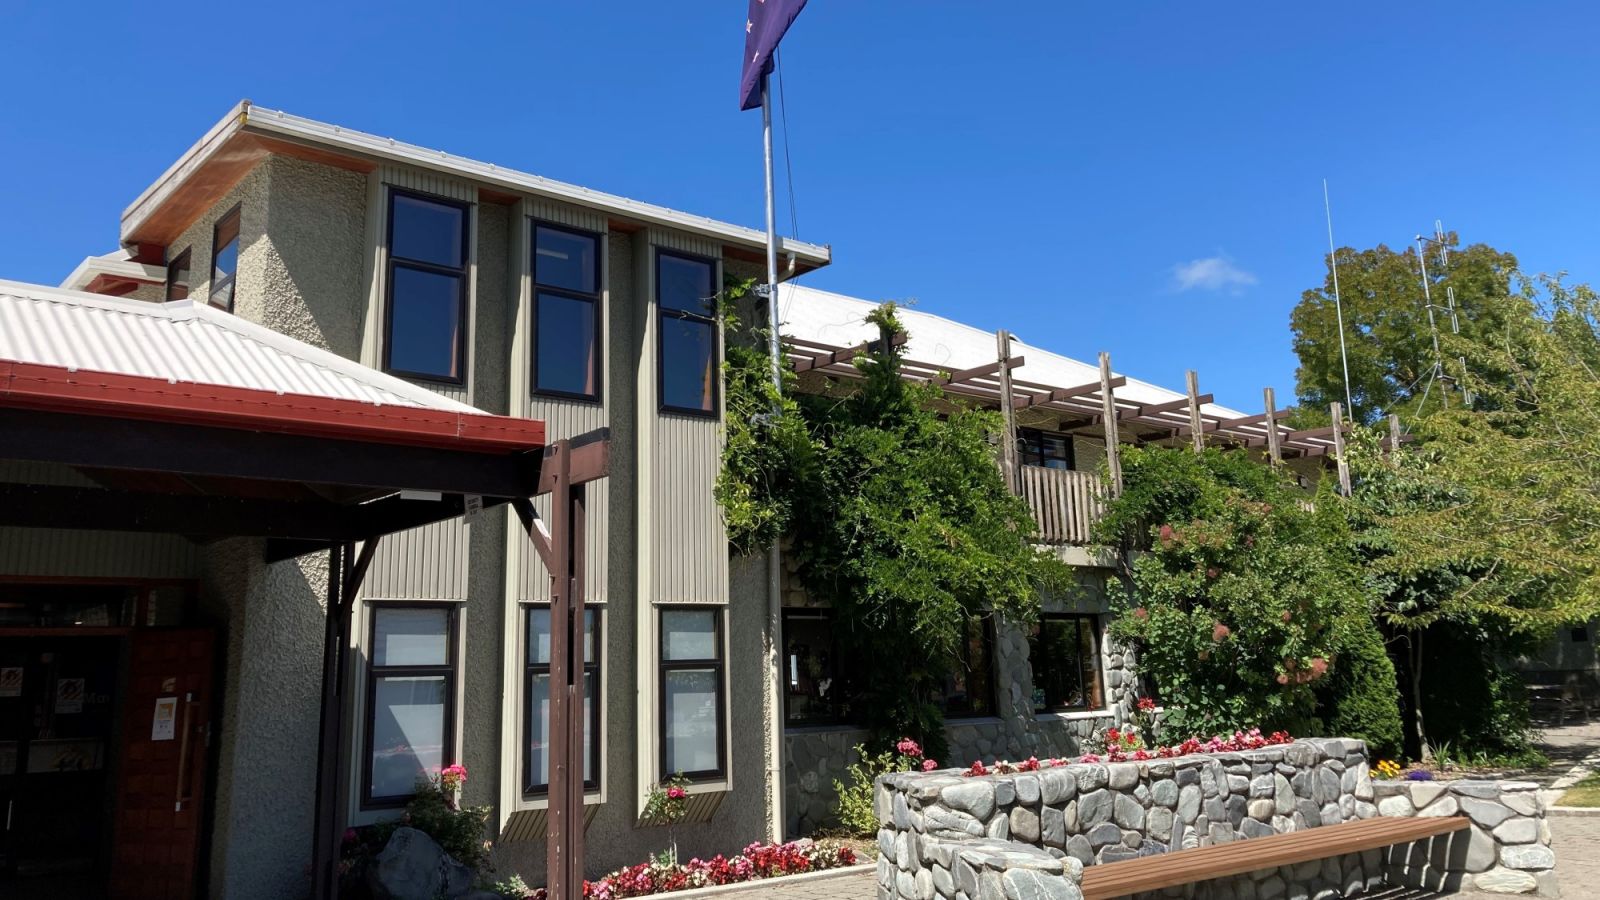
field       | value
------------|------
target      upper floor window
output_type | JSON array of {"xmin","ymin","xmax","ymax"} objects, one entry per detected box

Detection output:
[
  {"xmin": 656, "ymin": 252, "xmax": 717, "ymax": 416},
  {"xmin": 165, "ymin": 248, "xmax": 191, "ymax": 302},
  {"xmin": 385, "ymin": 190, "xmax": 469, "ymax": 383},
  {"xmin": 941, "ymin": 617, "xmax": 995, "ymax": 719},
  {"xmin": 783, "ymin": 609, "xmax": 850, "ymax": 726},
  {"xmin": 525, "ymin": 605, "xmax": 601, "ymax": 795},
  {"xmin": 363, "ymin": 604, "xmax": 457, "ymax": 808},
  {"xmin": 659, "ymin": 608, "xmax": 725, "ymax": 779},
  {"xmin": 1029, "ymin": 613, "xmax": 1104, "ymax": 713},
  {"xmin": 209, "ymin": 206, "xmax": 240, "ymax": 311},
  {"xmin": 1018, "ymin": 428, "xmax": 1074, "ymax": 470},
  {"xmin": 532, "ymin": 224, "xmax": 601, "ymax": 400}
]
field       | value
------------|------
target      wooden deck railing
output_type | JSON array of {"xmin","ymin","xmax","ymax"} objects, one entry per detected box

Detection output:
[{"xmin": 1018, "ymin": 466, "xmax": 1106, "ymax": 545}]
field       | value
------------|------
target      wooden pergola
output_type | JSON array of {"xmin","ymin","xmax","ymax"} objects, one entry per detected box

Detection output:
[{"xmin": 784, "ymin": 328, "xmax": 1393, "ymax": 497}]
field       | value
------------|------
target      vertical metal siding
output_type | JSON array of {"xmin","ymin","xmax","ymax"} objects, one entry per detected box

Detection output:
[
  {"xmin": 0, "ymin": 460, "xmax": 99, "ymax": 487},
  {"xmin": 513, "ymin": 401, "xmax": 610, "ymax": 602},
  {"xmin": 378, "ymin": 164, "xmax": 477, "ymax": 203},
  {"xmin": 527, "ymin": 199, "xmax": 607, "ymax": 234},
  {"xmin": 640, "ymin": 228, "xmax": 727, "ymax": 606},
  {"xmin": 0, "ymin": 527, "xmax": 199, "ymax": 579},
  {"xmin": 364, "ymin": 519, "xmax": 471, "ymax": 600}
]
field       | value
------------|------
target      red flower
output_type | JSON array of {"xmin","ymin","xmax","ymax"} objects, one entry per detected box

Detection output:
[
  {"xmin": 1137, "ymin": 697, "xmax": 1157, "ymax": 712},
  {"xmin": 1132, "ymin": 607, "xmax": 1149, "ymax": 620},
  {"xmin": 1281, "ymin": 610, "xmax": 1292, "ymax": 623},
  {"xmin": 1158, "ymin": 524, "xmax": 1176, "ymax": 547}
]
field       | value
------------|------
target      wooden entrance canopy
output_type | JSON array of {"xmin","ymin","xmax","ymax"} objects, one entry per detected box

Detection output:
[{"xmin": 0, "ymin": 359, "xmax": 606, "ymax": 899}]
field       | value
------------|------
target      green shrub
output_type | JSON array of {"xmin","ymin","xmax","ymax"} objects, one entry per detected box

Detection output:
[
  {"xmin": 1316, "ymin": 620, "xmax": 1403, "ymax": 758},
  {"xmin": 832, "ymin": 741, "xmax": 925, "ymax": 837}
]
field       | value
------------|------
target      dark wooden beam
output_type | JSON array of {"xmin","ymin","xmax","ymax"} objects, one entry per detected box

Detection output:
[
  {"xmin": 0, "ymin": 483, "xmax": 494, "ymax": 542},
  {"xmin": 929, "ymin": 356, "xmax": 1024, "ymax": 388},
  {"xmin": 1015, "ymin": 377, "xmax": 1124, "ymax": 410},
  {"xmin": 1, "ymin": 408, "xmax": 540, "ymax": 499},
  {"xmin": 1118, "ymin": 394, "xmax": 1213, "ymax": 422}
]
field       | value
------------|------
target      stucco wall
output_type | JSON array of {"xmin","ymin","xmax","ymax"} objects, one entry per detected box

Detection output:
[{"xmin": 198, "ymin": 541, "xmax": 328, "ymax": 900}]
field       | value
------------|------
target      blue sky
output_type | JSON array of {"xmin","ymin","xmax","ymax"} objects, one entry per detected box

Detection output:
[{"xmin": 3, "ymin": 2, "xmax": 1597, "ymax": 412}]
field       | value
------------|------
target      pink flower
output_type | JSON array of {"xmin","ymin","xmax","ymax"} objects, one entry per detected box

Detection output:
[
  {"xmin": 667, "ymin": 786, "xmax": 687, "ymax": 800},
  {"xmin": 1132, "ymin": 606, "xmax": 1149, "ymax": 620},
  {"xmin": 1211, "ymin": 622, "xmax": 1231, "ymax": 643},
  {"xmin": 1137, "ymin": 697, "xmax": 1157, "ymax": 712},
  {"xmin": 922, "ymin": 759, "xmax": 938, "ymax": 772},
  {"xmin": 895, "ymin": 737, "xmax": 923, "ymax": 759},
  {"xmin": 1079, "ymin": 753, "xmax": 1101, "ymax": 763}
]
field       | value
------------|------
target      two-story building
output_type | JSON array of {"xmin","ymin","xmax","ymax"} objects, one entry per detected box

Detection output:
[{"xmin": 3, "ymin": 102, "xmax": 1347, "ymax": 899}]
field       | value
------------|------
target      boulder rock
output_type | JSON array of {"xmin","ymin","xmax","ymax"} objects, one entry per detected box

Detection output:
[
  {"xmin": 1114, "ymin": 793, "xmax": 1146, "ymax": 830},
  {"xmin": 1177, "ymin": 784, "xmax": 1202, "ymax": 823},
  {"xmin": 1493, "ymin": 817, "xmax": 1539, "ymax": 845},
  {"xmin": 1010, "ymin": 806, "xmax": 1042, "ymax": 843},
  {"xmin": 1461, "ymin": 797, "xmax": 1514, "ymax": 829},
  {"xmin": 1417, "ymin": 795, "xmax": 1459, "ymax": 818},
  {"xmin": 944, "ymin": 782, "xmax": 998, "ymax": 821},
  {"xmin": 367, "ymin": 827, "xmax": 473, "ymax": 900},
  {"xmin": 1499, "ymin": 844, "xmax": 1555, "ymax": 871},
  {"xmin": 1079, "ymin": 789, "xmax": 1114, "ymax": 827},
  {"xmin": 1001, "ymin": 867, "xmax": 1081, "ymax": 900},
  {"xmin": 1376, "ymin": 795, "xmax": 1414, "ymax": 817},
  {"xmin": 1015, "ymin": 775, "xmax": 1041, "ymax": 806},
  {"xmin": 1041, "ymin": 769, "xmax": 1077, "ymax": 805},
  {"xmin": 1151, "ymin": 778, "xmax": 1179, "ymax": 808},
  {"xmin": 1107, "ymin": 763, "xmax": 1139, "ymax": 790},
  {"xmin": 1472, "ymin": 868, "xmax": 1538, "ymax": 894},
  {"xmin": 1041, "ymin": 805, "xmax": 1066, "ymax": 848}
]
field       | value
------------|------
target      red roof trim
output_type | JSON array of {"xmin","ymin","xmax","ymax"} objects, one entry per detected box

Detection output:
[{"xmin": 0, "ymin": 361, "xmax": 545, "ymax": 454}]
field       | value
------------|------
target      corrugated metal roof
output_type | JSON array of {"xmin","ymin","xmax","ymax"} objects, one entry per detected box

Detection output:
[
  {"xmin": 0, "ymin": 279, "xmax": 478, "ymax": 414},
  {"xmin": 780, "ymin": 283, "xmax": 1250, "ymax": 419}
]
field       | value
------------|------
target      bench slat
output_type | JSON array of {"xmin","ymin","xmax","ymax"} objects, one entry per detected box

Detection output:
[{"xmin": 1080, "ymin": 816, "xmax": 1471, "ymax": 900}]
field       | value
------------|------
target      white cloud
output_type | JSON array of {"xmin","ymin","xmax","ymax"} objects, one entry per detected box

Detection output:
[{"xmin": 1171, "ymin": 255, "xmax": 1258, "ymax": 293}]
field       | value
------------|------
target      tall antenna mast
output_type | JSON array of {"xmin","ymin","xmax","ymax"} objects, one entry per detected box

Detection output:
[
  {"xmin": 1324, "ymin": 179, "xmax": 1354, "ymax": 421},
  {"xmin": 1416, "ymin": 221, "xmax": 1471, "ymax": 411}
]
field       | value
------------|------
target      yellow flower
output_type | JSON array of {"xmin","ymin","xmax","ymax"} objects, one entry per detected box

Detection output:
[{"xmin": 1375, "ymin": 759, "xmax": 1402, "ymax": 780}]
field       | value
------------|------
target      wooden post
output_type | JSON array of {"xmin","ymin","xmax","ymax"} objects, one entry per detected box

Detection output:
[
  {"xmin": 1331, "ymin": 402, "xmax": 1352, "ymax": 496},
  {"xmin": 1099, "ymin": 352, "xmax": 1123, "ymax": 496},
  {"xmin": 1388, "ymin": 413, "xmax": 1401, "ymax": 453},
  {"xmin": 545, "ymin": 440, "xmax": 583, "ymax": 900},
  {"xmin": 996, "ymin": 330, "xmax": 1020, "ymax": 494},
  {"xmin": 1263, "ymin": 387, "xmax": 1282, "ymax": 466},
  {"xmin": 1185, "ymin": 370, "xmax": 1204, "ymax": 454}
]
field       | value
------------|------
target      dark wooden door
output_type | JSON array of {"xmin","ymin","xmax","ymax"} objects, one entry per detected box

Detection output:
[{"xmin": 110, "ymin": 628, "xmax": 215, "ymax": 900}]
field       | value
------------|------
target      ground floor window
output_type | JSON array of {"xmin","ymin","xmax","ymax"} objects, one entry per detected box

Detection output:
[
  {"xmin": 941, "ymin": 617, "xmax": 995, "ymax": 718},
  {"xmin": 659, "ymin": 608, "xmax": 725, "ymax": 779},
  {"xmin": 524, "ymin": 605, "xmax": 600, "ymax": 795},
  {"xmin": 782, "ymin": 609, "xmax": 849, "ymax": 726},
  {"xmin": 1029, "ymin": 613, "xmax": 1104, "ymax": 713},
  {"xmin": 363, "ymin": 604, "xmax": 456, "ymax": 807}
]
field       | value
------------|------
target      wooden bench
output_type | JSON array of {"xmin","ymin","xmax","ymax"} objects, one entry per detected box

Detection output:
[{"xmin": 1079, "ymin": 816, "xmax": 1471, "ymax": 900}]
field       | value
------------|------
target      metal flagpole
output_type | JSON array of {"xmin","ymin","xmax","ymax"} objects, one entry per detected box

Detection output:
[{"xmin": 760, "ymin": 71, "xmax": 786, "ymax": 845}]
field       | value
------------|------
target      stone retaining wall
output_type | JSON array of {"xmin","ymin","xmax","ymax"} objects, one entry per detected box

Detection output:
[
  {"xmin": 872, "ymin": 739, "xmax": 1559, "ymax": 900},
  {"xmin": 874, "ymin": 739, "xmax": 1384, "ymax": 900},
  {"xmin": 1372, "ymin": 779, "xmax": 1556, "ymax": 896}
]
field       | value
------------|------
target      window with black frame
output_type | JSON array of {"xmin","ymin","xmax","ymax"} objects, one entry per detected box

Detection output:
[
  {"xmin": 532, "ymin": 223, "xmax": 601, "ymax": 400},
  {"xmin": 209, "ymin": 205, "xmax": 240, "ymax": 311},
  {"xmin": 659, "ymin": 608, "xmax": 725, "ymax": 779},
  {"xmin": 940, "ymin": 617, "xmax": 995, "ymax": 718},
  {"xmin": 1017, "ymin": 427, "xmax": 1074, "ymax": 470},
  {"xmin": 656, "ymin": 251, "xmax": 718, "ymax": 416},
  {"xmin": 782, "ymin": 609, "xmax": 848, "ymax": 726},
  {"xmin": 1028, "ymin": 614, "xmax": 1104, "ymax": 713},
  {"xmin": 524, "ymin": 605, "xmax": 600, "ymax": 795},
  {"xmin": 385, "ymin": 190, "xmax": 469, "ymax": 382},
  {"xmin": 165, "ymin": 247, "xmax": 191, "ymax": 301},
  {"xmin": 363, "ymin": 604, "xmax": 456, "ymax": 807}
]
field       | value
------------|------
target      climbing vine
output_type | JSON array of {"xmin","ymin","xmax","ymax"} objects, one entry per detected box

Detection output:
[{"xmin": 716, "ymin": 297, "xmax": 1069, "ymax": 758}]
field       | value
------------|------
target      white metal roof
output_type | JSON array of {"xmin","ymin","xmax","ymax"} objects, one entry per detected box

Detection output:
[
  {"xmin": 60, "ymin": 249, "xmax": 166, "ymax": 292},
  {"xmin": 0, "ymin": 279, "xmax": 479, "ymax": 413},
  {"xmin": 121, "ymin": 101, "xmax": 832, "ymax": 268},
  {"xmin": 780, "ymin": 283, "xmax": 1249, "ymax": 419}
]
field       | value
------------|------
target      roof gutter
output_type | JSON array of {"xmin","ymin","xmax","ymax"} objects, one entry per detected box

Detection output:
[
  {"xmin": 0, "ymin": 360, "xmax": 546, "ymax": 455},
  {"xmin": 121, "ymin": 101, "xmax": 832, "ymax": 268}
]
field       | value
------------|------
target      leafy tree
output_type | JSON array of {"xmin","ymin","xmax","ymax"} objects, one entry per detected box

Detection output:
[
  {"xmin": 1291, "ymin": 236, "xmax": 1517, "ymax": 425},
  {"xmin": 1096, "ymin": 447, "xmax": 1365, "ymax": 737},
  {"xmin": 1392, "ymin": 275, "xmax": 1600, "ymax": 633},
  {"xmin": 717, "ymin": 301, "xmax": 1069, "ymax": 758}
]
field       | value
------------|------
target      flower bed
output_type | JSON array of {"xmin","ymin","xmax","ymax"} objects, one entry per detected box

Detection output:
[
  {"xmin": 526, "ymin": 840, "xmax": 857, "ymax": 899},
  {"xmin": 959, "ymin": 727, "xmax": 1293, "ymax": 775}
]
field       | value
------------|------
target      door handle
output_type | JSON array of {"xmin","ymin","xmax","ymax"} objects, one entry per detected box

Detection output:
[{"xmin": 174, "ymin": 693, "xmax": 197, "ymax": 812}]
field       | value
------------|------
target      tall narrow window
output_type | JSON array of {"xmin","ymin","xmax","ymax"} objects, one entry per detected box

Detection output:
[
  {"xmin": 1028, "ymin": 614, "xmax": 1104, "ymax": 713},
  {"xmin": 1018, "ymin": 428, "xmax": 1074, "ymax": 470},
  {"xmin": 941, "ymin": 618, "xmax": 996, "ymax": 718},
  {"xmin": 659, "ymin": 608, "xmax": 725, "ymax": 779},
  {"xmin": 525, "ymin": 606, "xmax": 601, "ymax": 795},
  {"xmin": 656, "ymin": 252, "xmax": 717, "ymax": 416},
  {"xmin": 165, "ymin": 248, "xmax": 191, "ymax": 302},
  {"xmin": 209, "ymin": 206, "xmax": 240, "ymax": 311},
  {"xmin": 364, "ymin": 605, "xmax": 456, "ymax": 807},
  {"xmin": 385, "ymin": 190, "xmax": 469, "ymax": 382},
  {"xmin": 532, "ymin": 224, "xmax": 601, "ymax": 400}
]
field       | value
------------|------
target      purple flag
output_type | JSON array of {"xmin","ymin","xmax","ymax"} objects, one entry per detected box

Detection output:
[{"xmin": 740, "ymin": 0, "xmax": 808, "ymax": 110}]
